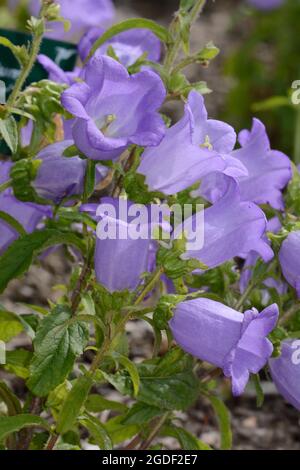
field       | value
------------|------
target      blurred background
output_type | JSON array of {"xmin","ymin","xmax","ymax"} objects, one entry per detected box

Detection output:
[{"xmin": 0, "ymin": 0, "xmax": 300, "ymax": 449}]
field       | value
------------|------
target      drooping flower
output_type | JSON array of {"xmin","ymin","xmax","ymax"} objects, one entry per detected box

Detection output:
[
  {"xmin": 0, "ymin": 162, "xmax": 52, "ymax": 254},
  {"xmin": 230, "ymin": 119, "xmax": 292, "ymax": 210},
  {"xmin": 138, "ymin": 91, "xmax": 245, "ymax": 195},
  {"xmin": 32, "ymin": 140, "xmax": 108, "ymax": 203},
  {"xmin": 61, "ymin": 53, "xmax": 166, "ymax": 161},
  {"xmin": 247, "ymin": 0, "xmax": 284, "ymax": 10},
  {"xmin": 82, "ymin": 197, "xmax": 170, "ymax": 292},
  {"xmin": 169, "ymin": 298, "xmax": 279, "ymax": 396},
  {"xmin": 180, "ymin": 175, "xmax": 273, "ymax": 269},
  {"xmin": 78, "ymin": 27, "xmax": 161, "ymax": 67},
  {"xmin": 279, "ymin": 231, "xmax": 300, "ymax": 298},
  {"xmin": 269, "ymin": 339, "xmax": 300, "ymax": 411},
  {"xmin": 29, "ymin": 0, "xmax": 115, "ymax": 41}
]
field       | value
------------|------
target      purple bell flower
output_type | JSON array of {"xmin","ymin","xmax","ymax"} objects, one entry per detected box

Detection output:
[
  {"xmin": 279, "ymin": 231, "xmax": 300, "ymax": 298},
  {"xmin": 170, "ymin": 298, "xmax": 279, "ymax": 396},
  {"xmin": 84, "ymin": 198, "xmax": 169, "ymax": 292},
  {"xmin": 61, "ymin": 53, "xmax": 166, "ymax": 161},
  {"xmin": 32, "ymin": 140, "xmax": 108, "ymax": 203},
  {"xmin": 269, "ymin": 339, "xmax": 300, "ymax": 411},
  {"xmin": 180, "ymin": 175, "xmax": 274, "ymax": 269},
  {"xmin": 0, "ymin": 162, "xmax": 52, "ymax": 254},
  {"xmin": 78, "ymin": 27, "xmax": 161, "ymax": 67},
  {"xmin": 247, "ymin": 0, "xmax": 284, "ymax": 10},
  {"xmin": 230, "ymin": 119, "xmax": 292, "ymax": 210},
  {"xmin": 138, "ymin": 91, "xmax": 245, "ymax": 195},
  {"xmin": 29, "ymin": 0, "xmax": 115, "ymax": 41}
]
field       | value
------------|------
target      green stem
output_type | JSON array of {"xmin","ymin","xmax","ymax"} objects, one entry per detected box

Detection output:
[
  {"xmin": 6, "ymin": 26, "xmax": 44, "ymax": 108},
  {"xmin": 163, "ymin": 0, "xmax": 207, "ymax": 73},
  {"xmin": 294, "ymin": 108, "xmax": 300, "ymax": 165},
  {"xmin": 234, "ymin": 279, "xmax": 257, "ymax": 311},
  {"xmin": 0, "ymin": 180, "xmax": 12, "ymax": 193},
  {"xmin": 90, "ymin": 267, "xmax": 164, "ymax": 374}
]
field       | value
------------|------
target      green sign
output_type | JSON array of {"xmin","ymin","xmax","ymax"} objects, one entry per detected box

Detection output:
[
  {"xmin": 0, "ymin": 28, "xmax": 77, "ymax": 154},
  {"xmin": 0, "ymin": 28, "xmax": 77, "ymax": 95}
]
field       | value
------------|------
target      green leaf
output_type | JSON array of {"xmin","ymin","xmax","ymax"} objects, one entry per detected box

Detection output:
[
  {"xmin": 162, "ymin": 424, "xmax": 212, "ymax": 450},
  {"xmin": 105, "ymin": 415, "xmax": 139, "ymax": 446},
  {"xmin": 57, "ymin": 375, "xmax": 93, "ymax": 435},
  {"xmin": 0, "ymin": 310, "xmax": 23, "ymax": 342},
  {"xmin": 86, "ymin": 19, "xmax": 171, "ymax": 61},
  {"xmin": 0, "ymin": 381, "xmax": 22, "ymax": 415},
  {"xmin": 79, "ymin": 415, "xmax": 113, "ymax": 450},
  {"xmin": 27, "ymin": 305, "xmax": 89, "ymax": 396},
  {"xmin": 83, "ymin": 160, "xmax": 96, "ymax": 201},
  {"xmin": 138, "ymin": 370, "xmax": 199, "ymax": 411},
  {"xmin": 197, "ymin": 41, "xmax": 220, "ymax": 61},
  {"xmin": 112, "ymin": 353, "xmax": 140, "ymax": 397},
  {"xmin": 252, "ymin": 374, "xmax": 264, "ymax": 408},
  {"xmin": 0, "ymin": 116, "xmax": 18, "ymax": 154},
  {"xmin": 122, "ymin": 403, "xmax": 162, "ymax": 426},
  {"xmin": 0, "ymin": 211, "xmax": 26, "ymax": 237},
  {"xmin": 85, "ymin": 394, "xmax": 127, "ymax": 414},
  {"xmin": 252, "ymin": 96, "xmax": 291, "ymax": 112},
  {"xmin": 206, "ymin": 394, "xmax": 232, "ymax": 450},
  {"xmin": 0, "ymin": 414, "xmax": 50, "ymax": 444},
  {"xmin": 3, "ymin": 349, "xmax": 32, "ymax": 379},
  {"xmin": 0, "ymin": 229, "xmax": 85, "ymax": 293}
]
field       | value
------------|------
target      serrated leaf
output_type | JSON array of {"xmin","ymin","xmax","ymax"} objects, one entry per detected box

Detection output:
[
  {"xmin": 0, "ymin": 381, "xmax": 22, "ymax": 415},
  {"xmin": 0, "ymin": 116, "xmax": 18, "ymax": 154},
  {"xmin": 56, "ymin": 375, "xmax": 93, "ymax": 434},
  {"xmin": 138, "ymin": 370, "xmax": 199, "ymax": 411},
  {"xmin": 79, "ymin": 415, "xmax": 113, "ymax": 450},
  {"xmin": 0, "ymin": 229, "xmax": 85, "ymax": 293},
  {"xmin": 86, "ymin": 19, "xmax": 171, "ymax": 62},
  {"xmin": 0, "ymin": 310, "xmax": 23, "ymax": 342},
  {"xmin": 27, "ymin": 306, "xmax": 89, "ymax": 396},
  {"xmin": 0, "ymin": 414, "xmax": 50, "ymax": 444}
]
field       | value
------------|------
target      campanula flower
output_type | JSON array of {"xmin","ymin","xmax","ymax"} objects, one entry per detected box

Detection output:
[
  {"xmin": 247, "ymin": 0, "xmax": 284, "ymax": 9},
  {"xmin": 180, "ymin": 175, "xmax": 273, "ymax": 269},
  {"xmin": 82, "ymin": 198, "xmax": 170, "ymax": 292},
  {"xmin": 29, "ymin": 0, "xmax": 115, "ymax": 40},
  {"xmin": 230, "ymin": 119, "xmax": 292, "ymax": 210},
  {"xmin": 61, "ymin": 54, "xmax": 166, "ymax": 161},
  {"xmin": 78, "ymin": 27, "xmax": 161, "ymax": 67},
  {"xmin": 269, "ymin": 339, "xmax": 300, "ymax": 411},
  {"xmin": 0, "ymin": 162, "xmax": 52, "ymax": 254},
  {"xmin": 32, "ymin": 140, "xmax": 108, "ymax": 203},
  {"xmin": 170, "ymin": 298, "xmax": 279, "ymax": 396},
  {"xmin": 138, "ymin": 91, "xmax": 245, "ymax": 195},
  {"xmin": 279, "ymin": 231, "xmax": 300, "ymax": 298}
]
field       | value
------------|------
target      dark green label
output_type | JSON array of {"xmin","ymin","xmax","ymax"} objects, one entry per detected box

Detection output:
[
  {"xmin": 0, "ymin": 28, "xmax": 77, "ymax": 96},
  {"xmin": 0, "ymin": 29, "xmax": 77, "ymax": 155}
]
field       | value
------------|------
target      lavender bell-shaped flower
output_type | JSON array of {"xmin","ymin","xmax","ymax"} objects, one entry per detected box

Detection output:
[
  {"xmin": 170, "ymin": 298, "xmax": 279, "ymax": 396},
  {"xmin": 138, "ymin": 91, "xmax": 245, "ymax": 195},
  {"xmin": 61, "ymin": 53, "xmax": 166, "ymax": 161},
  {"xmin": 230, "ymin": 119, "xmax": 292, "ymax": 210},
  {"xmin": 0, "ymin": 162, "xmax": 52, "ymax": 254},
  {"xmin": 29, "ymin": 0, "xmax": 115, "ymax": 40},
  {"xmin": 180, "ymin": 175, "xmax": 274, "ymax": 269},
  {"xmin": 84, "ymin": 198, "xmax": 169, "ymax": 292},
  {"xmin": 247, "ymin": 0, "xmax": 284, "ymax": 10},
  {"xmin": 269, "ymin": 339, "xmax": 300, "ymax": 411},
  {"xmin": 78, "ymin": 27, "xmax": 161, "ymax": 67},
  {"xmin": 37, "ymin": 55, "xmax": 82, "ymax": 86},
  {"xmin": 32, "ymin": 140, "xmax": 107, "ymax": 203},
  {"xmin": 279, "ymin": 231, "xmax": 300, "ymax": 298}
]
